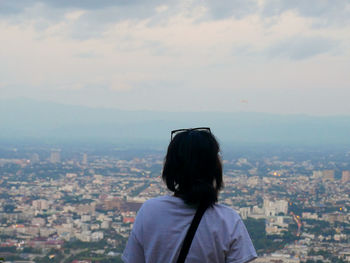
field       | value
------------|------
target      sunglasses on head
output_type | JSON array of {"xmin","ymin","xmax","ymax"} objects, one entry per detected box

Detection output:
[{"xmin": 171, "ymin": 127, "xmax": 211, "ymax": 140}]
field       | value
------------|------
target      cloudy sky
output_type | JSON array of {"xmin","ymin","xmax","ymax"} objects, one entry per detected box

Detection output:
[{"xmin": 1, "ymin": 0, "xmax": 350, "ymax": 115}]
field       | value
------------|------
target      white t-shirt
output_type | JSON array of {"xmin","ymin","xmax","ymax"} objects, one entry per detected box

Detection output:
[{"xmin": 122, "ymin": 195, "xmax": 257, "ymax": 263}]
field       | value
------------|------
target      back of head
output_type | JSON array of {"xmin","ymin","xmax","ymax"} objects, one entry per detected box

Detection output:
[{"xmin": 162, "ymin": 128, "xmax": 223, "ymax": 206}]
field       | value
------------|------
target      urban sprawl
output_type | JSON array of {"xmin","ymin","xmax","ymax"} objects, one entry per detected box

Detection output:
[{"xmin": 0, "ymin": 147, "xmax": 349, "ymax": 263}]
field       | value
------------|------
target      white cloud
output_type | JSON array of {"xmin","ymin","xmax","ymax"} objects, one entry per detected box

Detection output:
[
  {"xmin": 65, "ymin": 10, "xmax": 86, "ymax": 21},
  {"xmin": 267, "ymin": 36, "xmax": 339, "ymax": 60},
  {"xmin": 0, "ymin": 0, "xmax": 350, "ymax": 114},
  {"xmin": 155, "ymin": 5, "xmax": 169, "ymax": 13}
]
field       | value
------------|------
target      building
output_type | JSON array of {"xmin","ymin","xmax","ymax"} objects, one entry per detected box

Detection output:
[
  {"xmin": 32, "ymin": 199, "xmax": 49, "ymax": 210},
  {"xmin": 50, "ymin": 150, "xmax": 61, "ymax": 163},
  {"xmin": 341, "ymin": 171, "xmax": 350, "ymax": 183},
  {"xmin": 82, "ymin": 153, "xmax": 88, "ymax": 165},
  {"xmin": 239, "ymin": 207, "xmax": 251, "ymax": 219},
  {"xmin": 322, "ymin": 170, "xmax": 335, "ymax": 182},
  {"xmin": 264, "ymin": 198, "xmax": 288, "ymax": 216},
  {"xmin": 313, "ymin": 170, "xmax": 335, "ymax": 182}
]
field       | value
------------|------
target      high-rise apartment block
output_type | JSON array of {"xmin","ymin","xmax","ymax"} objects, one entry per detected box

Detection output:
[
  {"xmin": 263, "ymin": 198, "xmax": 288, "ymax": 216},
  {"xmin": 50, "ymin": 150, "xmax": 61, "ymax": 163},
  {"xmin": 32, "ymin": 199, "xmax": 49, "ymax": 210},
  {"xmin": 312, "ymin": 170, "xmax": 335, "ymax": 182},
  {"xmin": 82, "ymin": 153, "xmax": 88, "ymax": 165},
  {"xmin": 341, "ymin": 171, "xmax": 350, "ymax": 183}
]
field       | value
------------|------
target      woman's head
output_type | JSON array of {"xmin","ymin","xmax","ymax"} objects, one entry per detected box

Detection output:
[{"xmin": 162, "ymin": 128, "xmax": 223, "ymax": 206}]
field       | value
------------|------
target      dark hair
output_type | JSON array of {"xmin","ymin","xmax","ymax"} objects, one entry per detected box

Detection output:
[{"xmin": 162, "ymin": 129, "xmax": 223, "ymax": 206}]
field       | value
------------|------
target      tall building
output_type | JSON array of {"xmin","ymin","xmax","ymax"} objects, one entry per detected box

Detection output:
[
  {"xmin": 50, "ymin": 150, "xmax": 61, "ymax": 163},
  {"xmin": 264, "ymin": 198, "xmax": 288, "ymax": 216},
  {"xmin": 32, "ymin": 199, "xmax": 49, "ymax": 210},
  {"xmin": 312, "ymin": 170, "xmax": 335, "ymax": 182},
  {"xmin": 322, "ymin": 170, "xmax": 335, "ymax": 182},
  {"xmin": 312, "ymin": 170, "xmax": 323, "ymax": 178},
  {"xmin": 341, "ymin": 171, "xmax": 350, "ymax": 183},
  {"xmin": 239, "ymin": 207, "xmax": 251, "ymax": 219},
  {"xmin": 82, "ymin": 153, "xmax": 88, "ymax": 165}
]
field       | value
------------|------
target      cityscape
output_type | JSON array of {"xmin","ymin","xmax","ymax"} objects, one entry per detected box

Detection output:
[
  {"xmin": 2, "ymin": 0, "xmax": 350, "ymax": 262},
  {"xmin": 0, "ymin": 144, "xmax": 349, "ymax": 263}
]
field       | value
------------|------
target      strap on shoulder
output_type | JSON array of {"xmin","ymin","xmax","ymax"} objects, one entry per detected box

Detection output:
[{"xmin": 176, "ymin": 203, "xmax": 208, "ymax": 263}]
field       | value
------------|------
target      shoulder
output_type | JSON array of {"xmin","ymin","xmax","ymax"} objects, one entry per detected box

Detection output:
[
  {"xmin": 143, "ymin": 195, "xmax": 172, "ymax": 204},
  {"xmin": 132, "ymin": 197, "xmax": 174, "ymax": 234},
  {"xmin": 211, "ymin": 203, "xmax": 241, "ymax": 220},
  {"xmin": 138, "ymin": 195, "xmax": 184, "ymax": 214},
  {"xmin": 141, "ymin": 195, "xmax": 177, "ymax": 208},
  {"xmin": 205, "ymin": 204, "xmax": 244, "ymax": 232}
]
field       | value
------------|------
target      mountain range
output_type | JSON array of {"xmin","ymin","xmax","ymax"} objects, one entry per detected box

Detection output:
[{"xmin": 1, "ymin": 98, "xmax": 350, "ymax": 147}]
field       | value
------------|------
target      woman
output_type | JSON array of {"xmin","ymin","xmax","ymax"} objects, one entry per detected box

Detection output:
[{"xmin": 123, "ymin": 128, "xmax": 257, "ymax": 263}]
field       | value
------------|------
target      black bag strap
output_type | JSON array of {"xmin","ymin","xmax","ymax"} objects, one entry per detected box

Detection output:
[{"xmin": 177, "ymin": 203, "xmax": 208, "ymax": 263}]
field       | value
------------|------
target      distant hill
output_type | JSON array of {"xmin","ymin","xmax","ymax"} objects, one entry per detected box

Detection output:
[{"xmin": 1, "ymin": 98, "xmax": 350, "ymax": 146}]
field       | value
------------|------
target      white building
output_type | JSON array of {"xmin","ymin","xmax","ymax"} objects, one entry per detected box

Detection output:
[
  {"xmin": 32, "ymin": 199, "xmax": 49, "ymax": 210},
  {"xmin": 264, "ymin": 198, "xmax": 288, "ymax": 216},
  {"xmin": 92, "ymin": 231, "xmax": 104, "ymax": 242}
]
